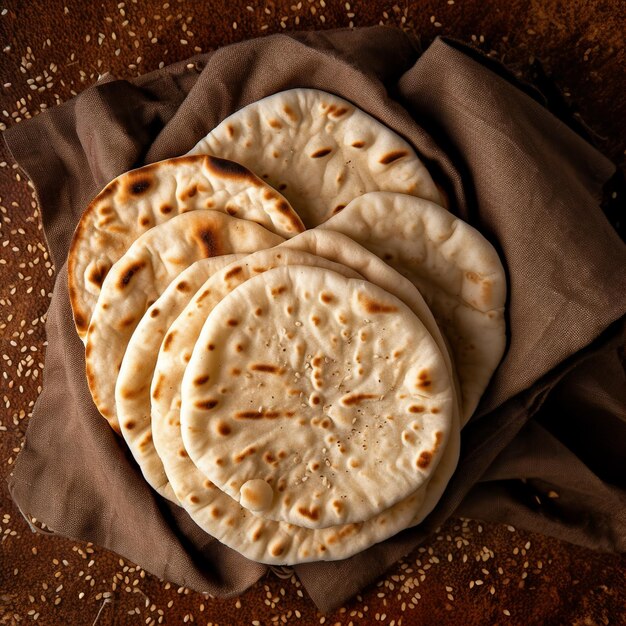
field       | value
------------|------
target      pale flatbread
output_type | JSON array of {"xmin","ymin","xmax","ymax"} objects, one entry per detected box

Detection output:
[
  {"xmin": 69, "ymin": 154, "xmax": 303, "ymax": 338},
  {"xmin": 180, "ymin": 265, "xmax": 454, "ymax": 528},
  {"xmin": 85, "ymin": 211, "xmax": 283, "ymax": 432},
  {"xmin": 188, "ymin": 89, "xmax": 442, "ymax": 227},
  {"xmin": 320, "ymin": 192, "xmax": 507, "ymax": 422},
  {"xmin": 116, "ymin": 254, "xmax": 245, "ymax": 501},
  {"xmin": 151, "ymin": 247, "xmax": 460, "ymax": 563}
]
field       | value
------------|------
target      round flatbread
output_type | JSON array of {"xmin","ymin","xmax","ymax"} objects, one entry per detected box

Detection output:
[
  {"xmin": 151, "ymin": 247, "xmax": 460, "ymax": 563},
  {"xmin": 116, "ymin": 254, "xmax": 245, "ymax": 501},
  {"xmin": 69, "ymin": 154, "xmax": 303, "ymax": 338},
  {"xmin": 180, "ymin": 265, "xmax": 454, "ymax": 528},
  {"xmin": 85, "ymin": 210, "xmax": 283, "ymax": 432},
  {"xmin": 320, "ymin": 192, "xmax": 507, "ymax": 422},
  {"xmin": 188, "ymin": 88, "xmax": 442, "ymax": 227}
]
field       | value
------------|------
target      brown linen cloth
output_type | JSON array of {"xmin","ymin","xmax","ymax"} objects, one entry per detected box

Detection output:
[{"xmin": 4, "ymin": 28, "xmax": 626, "ymax": 612}]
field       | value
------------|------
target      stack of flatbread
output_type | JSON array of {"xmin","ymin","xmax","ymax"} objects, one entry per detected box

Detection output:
[{"xmin": 69, "ymin": 89, "xmax": 507, "ymax": 565}]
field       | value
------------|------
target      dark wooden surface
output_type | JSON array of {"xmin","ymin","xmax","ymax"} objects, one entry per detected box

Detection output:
[{"xmin": 1, "ymin": 1, "xmax": 624, "ymax": 624}]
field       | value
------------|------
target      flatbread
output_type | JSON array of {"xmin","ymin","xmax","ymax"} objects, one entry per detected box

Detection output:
[
  {"xmin": 151, "ymin": 248, "xmax": 460, "ymax": 563},
  {"xmin": 69, "ymin": 154, "xmax": 303, "ymax": 338},
  {"xmin": 188, "ymin": 89, "xmax": 442, "ymax": 227},
  {"xmin": 180, "ymin": 265, "xmax": 454, "ymax": 528},
  {"xmin": 116, "ymin": 254, "xmax": 245, "ymax": 502},
  {"xmin": 85, "ymin": 210, "xmax": 283, "ymax": 432},
  {"xmin": 320, "ymin": 192, "xmax": 507, "ymax": 422}
]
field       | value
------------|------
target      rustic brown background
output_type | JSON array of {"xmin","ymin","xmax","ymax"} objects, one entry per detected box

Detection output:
[{"xmin": 1, "ymin": 1, "xmax": 624, "ymax": 624}]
